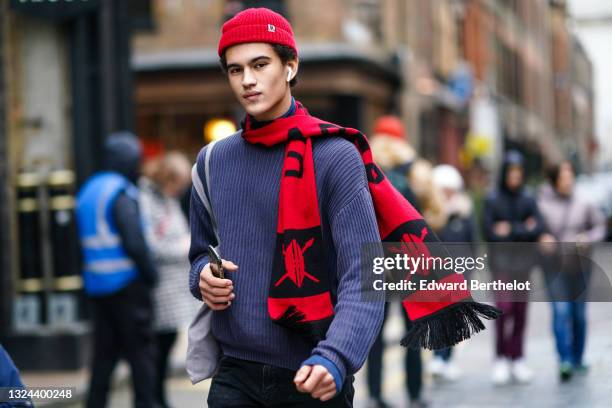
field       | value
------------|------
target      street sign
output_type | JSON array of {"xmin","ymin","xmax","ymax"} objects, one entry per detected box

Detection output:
[{"xmin": 10, "ymin": 0, "xmax": 100, "ymax": 21}]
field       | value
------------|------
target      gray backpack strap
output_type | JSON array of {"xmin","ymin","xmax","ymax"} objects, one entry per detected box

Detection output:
[
  {"xmin": 191, "ymin": 141, "xmax": 219, "ymax": 243},
  {"xmin": 187, "ymin": 140, "xmax": 222, "ymax": 385}
]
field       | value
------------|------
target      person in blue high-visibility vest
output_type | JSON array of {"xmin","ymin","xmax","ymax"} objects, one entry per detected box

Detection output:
[{"xmin": 76, "ymin": 131, "xmax": 158, "ymax": 408}]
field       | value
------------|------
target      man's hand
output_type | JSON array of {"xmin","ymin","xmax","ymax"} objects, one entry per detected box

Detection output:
[
  {"xmin": 494, "ymin": 221, "xmax": 511, "ymax": 237},
  {"xmin": 199, "ymin": 260, "xmax": 238, "ymax": 310},
  {"xmin": 294, "ymin": 365, "xmax": 337, "ymax": 402}
]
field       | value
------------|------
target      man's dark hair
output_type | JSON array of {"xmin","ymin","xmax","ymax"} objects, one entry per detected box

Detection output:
[
  {"xmin": 547, "ymin": 160, "xmax": 576, "ymax": 187},
  {"xmin": 220, "ymin": 44, "xmax": 298, "ymax": 87}
]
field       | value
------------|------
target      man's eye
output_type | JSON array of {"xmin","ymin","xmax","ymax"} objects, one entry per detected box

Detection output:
[
  {"xmin": 229, "ymin": 68, "xmax": 242, "ymax": 75},
  {"xmin": 254, "ymin": 63, "xmax": 267, "ymax": 69}
]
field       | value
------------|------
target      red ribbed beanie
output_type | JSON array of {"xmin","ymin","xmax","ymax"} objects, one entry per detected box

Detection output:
[{"xmin": 218, "ymin": 8, "xmax": 297, "ymax": 57}]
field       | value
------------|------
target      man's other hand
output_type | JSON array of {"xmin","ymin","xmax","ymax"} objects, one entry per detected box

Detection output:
[{"xmin": 294, "ymin": 364, "xmax": 337, "ymax": 402}]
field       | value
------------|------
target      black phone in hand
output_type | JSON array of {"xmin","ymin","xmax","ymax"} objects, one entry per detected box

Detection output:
[{"xmin": 207, "ymin": 245, "xmax": 224, "ymax": 279}]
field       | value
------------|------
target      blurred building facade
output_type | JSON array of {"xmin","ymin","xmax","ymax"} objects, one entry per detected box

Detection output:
[
  {"xmin": 569, "ymin": 37, "xmax": 597, "ymax": 172},
  {"xmin": 383, "ymin": 0, "xmax": 478, "ymax": 169},
  {"xmin": 462, "ymin": 0, "xmax": 558, "ymax": 175},
  {"xmin": 551, "ymin": 0, "xmax": 597, "ymax": 172},
  {"xmin": 132, "ymin": 0, "xmax": 594, "ymax": 172},
  {"xmin": 0, "ymin": 0, "xmax": 135, "ymax": 370},
  {"xmin": 1, "ymin": 1, "xmax": 10, "ymax": 351}
]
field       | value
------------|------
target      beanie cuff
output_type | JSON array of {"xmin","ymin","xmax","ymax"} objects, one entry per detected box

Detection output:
[{"xmin": 218, "ymin": 24, "xmax": 297, "ymax": 56}]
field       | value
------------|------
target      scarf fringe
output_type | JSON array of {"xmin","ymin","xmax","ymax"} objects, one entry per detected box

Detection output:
[
  {"xmin": 400, "ymin": 302, "xmax": 502, "ymax": 350},
  {"xmin": 274, "ymin": 306, "xmax": 332, "ymax": 344}
]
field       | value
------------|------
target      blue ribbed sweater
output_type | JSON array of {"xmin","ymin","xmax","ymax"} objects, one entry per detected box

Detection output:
[{"xmin": 188, "ymin": 121, "xmax": 384, "ymax": 391}]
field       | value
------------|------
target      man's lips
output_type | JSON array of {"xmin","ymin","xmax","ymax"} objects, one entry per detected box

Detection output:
[{"xmin": 243, "ymin": 92, "xmax": 261, "ymax": 101}]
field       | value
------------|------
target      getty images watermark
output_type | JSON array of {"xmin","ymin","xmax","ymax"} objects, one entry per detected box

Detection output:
[
  {"xmin": 360, "ymin": 242, "xmax": 612, "ymax": 302},
  {"xmin": 372, "ymin": 252, "xmax": 531, "ymax": 292}
]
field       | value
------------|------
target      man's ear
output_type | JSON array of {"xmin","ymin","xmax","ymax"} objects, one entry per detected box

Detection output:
[{"xmin": 286, "ymin": 59, "xmax": 299, "ymax": 81}]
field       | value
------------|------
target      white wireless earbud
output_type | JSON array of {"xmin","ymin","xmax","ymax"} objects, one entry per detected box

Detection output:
[{"xmin": 287, "ymin": 68, "xmax": 293, "ymax": 82}]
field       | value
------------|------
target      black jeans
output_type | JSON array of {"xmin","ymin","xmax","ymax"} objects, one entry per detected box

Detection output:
[
  {"xmin": 86, "ymin": 281, "xmax": 156, "ymax": 408},
  {"xmin": 207, "ymin": 356, "xmax": 355, "ymax": 407}
]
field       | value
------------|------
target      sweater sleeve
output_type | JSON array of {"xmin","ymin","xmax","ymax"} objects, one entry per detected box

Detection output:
[
  {"xmin": 308, "ymin": 186, "xmax": 385, "ymax": 386},
  {"xmin": 188, "ymin": 149, "xmax": 218, "ymax": 301}
]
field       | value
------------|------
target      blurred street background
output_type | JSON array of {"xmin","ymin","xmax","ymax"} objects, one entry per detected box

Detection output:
[{"xmin": 1, "ymin": 0, "xmax": 612, "ymax": 407}]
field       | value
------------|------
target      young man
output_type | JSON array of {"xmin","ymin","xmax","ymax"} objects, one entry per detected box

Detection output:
[{"xmin": 189, "ymin": 8, "xmax": 498, "ymax": 407}]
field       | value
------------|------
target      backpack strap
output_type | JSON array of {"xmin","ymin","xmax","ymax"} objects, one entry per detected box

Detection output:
[{"xmin": 191, "ymin": 141, "xmax": 219, "ymax": 243}]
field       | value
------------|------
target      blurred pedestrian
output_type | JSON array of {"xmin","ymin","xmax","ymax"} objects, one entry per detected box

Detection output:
[
  {"xmin": 538, "ymin": 160, "xmax": 606, "ymax": 381},
  {"xmin": 428, "ymin": 164, "xmax": 477, "ymax": 382},
  {"xmin": 368, "ymin": 115, "xmax": 417, "ymax": 201},
  {"xmin": 139, "ymin": 152, "xmax": 199, "ymax": 407},
  {"xmin": 76, "ymin": 132, "xmax": 158, "ymax": 408},
  {"xmin": 484, "ymin": 150, "xmax": 544, "ymax": 385},
  {"xmin": 367, "ymin": 116, "xmax": 438, "ymax": 408}
]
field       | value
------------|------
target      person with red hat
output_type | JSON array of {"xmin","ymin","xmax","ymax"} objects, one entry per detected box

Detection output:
[{"xmin": 189, "ymin": 7, "xmax": 499, "ymax": 408}]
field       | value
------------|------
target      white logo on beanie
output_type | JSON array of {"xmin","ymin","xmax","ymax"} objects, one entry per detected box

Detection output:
[{"xmin": 268, "ymin": 24, "xmax": 276, "ymax": 32}]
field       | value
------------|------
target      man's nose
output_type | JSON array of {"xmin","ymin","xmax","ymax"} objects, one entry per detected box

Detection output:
[{"xmin": 242, "ymin": 68, "xmax": 256, "ymax": 87}]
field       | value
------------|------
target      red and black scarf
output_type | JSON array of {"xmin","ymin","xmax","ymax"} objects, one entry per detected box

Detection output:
[{"xmin": 242, "ymin": 102, "xmax": 500, "ymax": 350}]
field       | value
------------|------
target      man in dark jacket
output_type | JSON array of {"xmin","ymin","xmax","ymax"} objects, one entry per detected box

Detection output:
[
  {"xmin": 484, "ymin": 150, "xmax": 544, "ymax": 385},
  {"xmin": 76, "ymin": 132, "xmax": 158, "ymax": 408}
]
